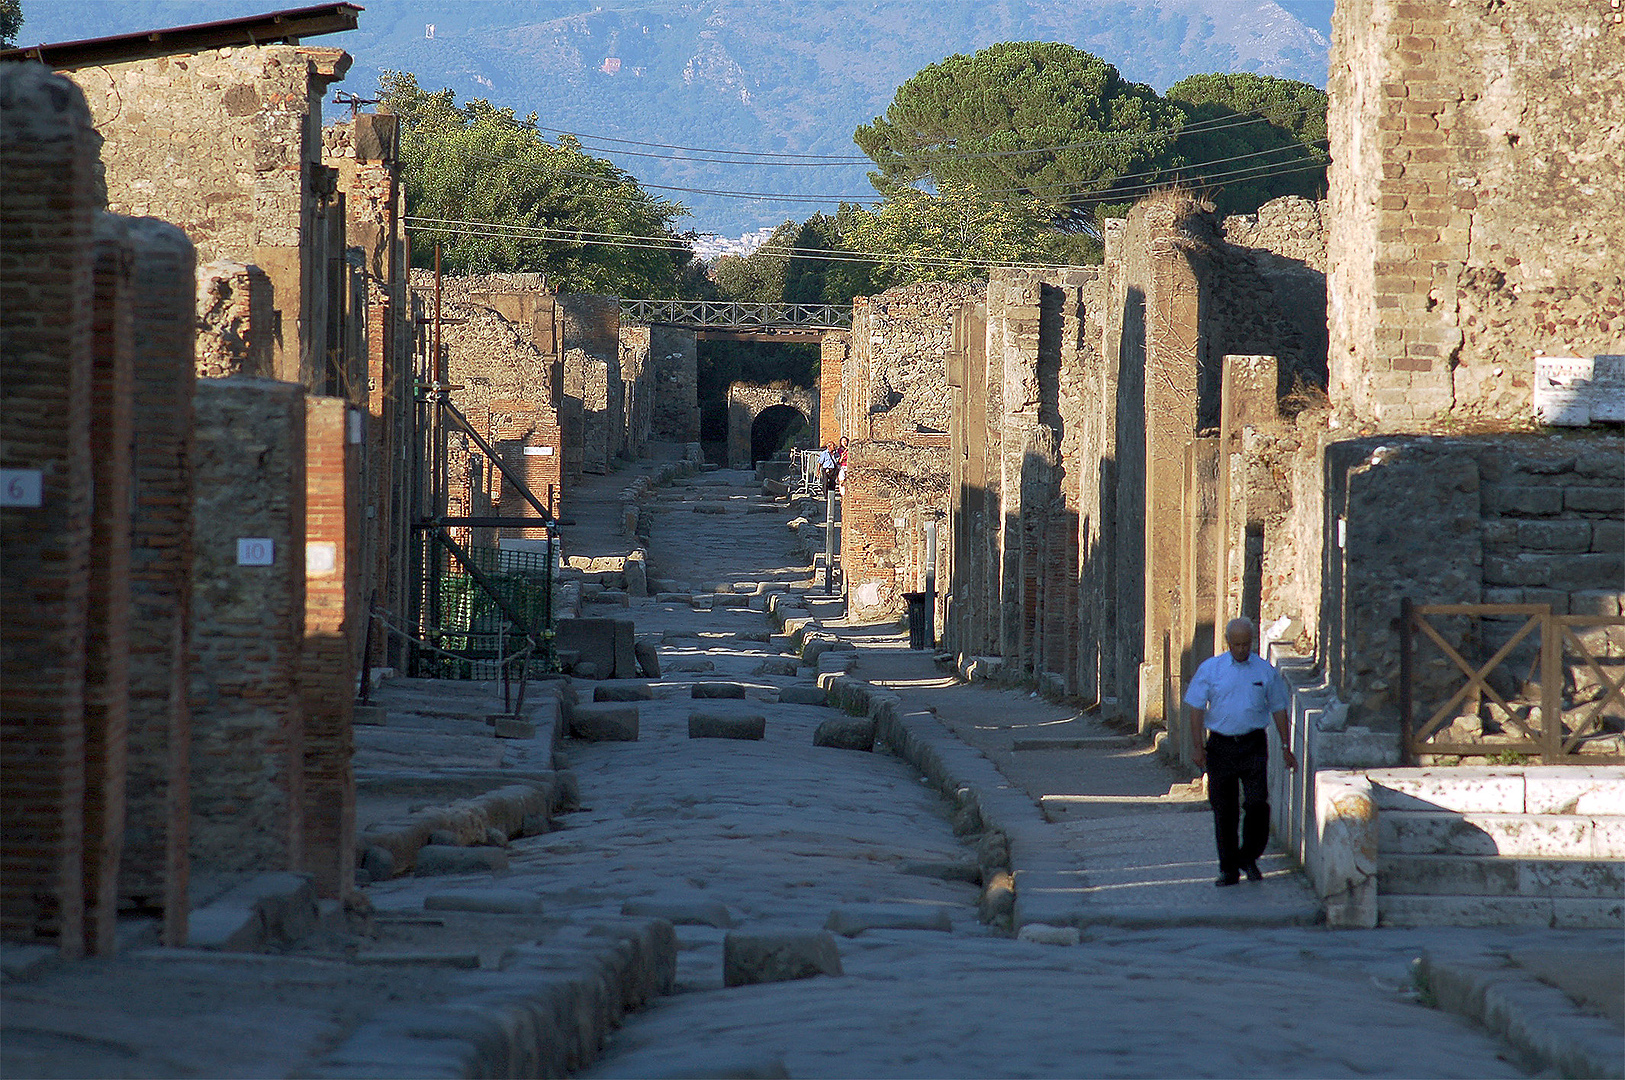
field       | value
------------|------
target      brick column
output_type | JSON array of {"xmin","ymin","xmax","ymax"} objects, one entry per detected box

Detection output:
[
  {"xmin": 303, "ymin": 397, "xmax": 356, "ymax": 899},
  {"xmin": 83, "ymin": 216, "xmax": 136, "ymax": 955},
  {"xmin": 0, "ymin": 65, "xmax": 99, "ymax": 955},
  {"xmin": 122, "ymin": 219, "xmax": 198, "ymax": 946},
  {"xmin": 818, "ymin": 333, "xmax": 848, "ymax": 443},
  {"xmin": 189, "ymin": 378, "xmax": 306, "ymax": 875}
]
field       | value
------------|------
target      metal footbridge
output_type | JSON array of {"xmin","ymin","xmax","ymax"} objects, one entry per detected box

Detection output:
[{"xmin": 620, "ymin": 300, "xmax": 849, "ymax": 342}]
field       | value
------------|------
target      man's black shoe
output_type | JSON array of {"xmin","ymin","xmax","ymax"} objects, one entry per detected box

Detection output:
[
  {"xmin": 1244, "ymin": 861, "xmax": 1264, "ymax": 882},
  {"xmin": 1214, "ymin": 872, "xmax": 1241, "ymax": 887}
]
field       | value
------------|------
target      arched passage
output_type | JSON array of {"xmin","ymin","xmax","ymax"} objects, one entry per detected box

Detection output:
[
  {"xmin": 726, "ymin": 382, "xmax": 818, "ymax": 467},
  {"xmin": 750, "ymin": 403, "xmax": 810, "ymax": 464}
]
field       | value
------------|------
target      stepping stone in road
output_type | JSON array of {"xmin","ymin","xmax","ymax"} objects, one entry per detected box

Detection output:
[
  {"xmin": 594, "ymin": 682, "xmax": 653, "ymax": 702},
  {"xmin": 814, "ymin": 717, "xmax": 876, "ymax": 752},
  {"xmin": 655, "ymin": 593, "xmax": 693, "ymax": 604},
  {"xmin": 724, "ymin": 931, "xmax": 843, "ymax": 986},
  {"xmin": 424, "ymin": 890, "xmax": 543, "ymax": 915},
  {"xmin": 824, "ymin": 903, "xmax": 953, "ymax": 937},
  {"xmin": 753, "ymin": 657, "xmax": 799, "ymax": 677},
  {"xmin": 732, "ymin": 630, "xmax": 773, "ymax": 643},
  {"xmin": 621, "ymin": 896, "xmax": 737, "ymax": 928},
  {"xmin": 414, "ymin": 845, "xmax": 509, "ymax": 875},
  {"xmin": 568, "ymin": 702, "xmax": 640, "ymax": 741},
  {"xmin": 777, "ymin": 684, "xmax": 827, "ymax": 706},
  {"xmin": 689, "ymin": 712, "xmax": 766, "ymax": 740},
  {"xmin": 667, "ymin": 658, "xmax": 715, "ymax": 673},
  {"xmin": 692, "ymin": 682, "xmax": 746, "ymax": 699},
  {"xmin": 634, "ymin": 640, "xmax": 661, "ymax": 678}
]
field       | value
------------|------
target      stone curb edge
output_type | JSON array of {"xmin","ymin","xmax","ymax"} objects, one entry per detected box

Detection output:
[
  {"xmin": 1420, "ymin": 952, "xmax": 1624, "ymax": 1080},
  {"xmin": 308, "ymin": 917, "xmax": 677, "ymax": 1078}
]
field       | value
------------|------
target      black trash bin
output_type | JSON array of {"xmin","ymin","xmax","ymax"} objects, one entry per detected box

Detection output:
[{"xmin": 903, "ymin": 591, "xmax": 929, "ymax": 650}]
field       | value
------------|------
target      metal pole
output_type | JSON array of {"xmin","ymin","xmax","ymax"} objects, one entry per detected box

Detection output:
[
  {"xmin": 924, "ymin": 520, "xmax": 938, "ymax": 649},
  {"xmin": 1399, "ymin": 597, "xmax": 1414, "ymax": 766},
  {"xmin": 824, "ymin": 487, "xmax": 835, "ymax": 594}
]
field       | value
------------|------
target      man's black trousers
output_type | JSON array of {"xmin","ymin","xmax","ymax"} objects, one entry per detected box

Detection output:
[{"xmin": 1206, "ymin": 728, "xmax": 1270, "ymax": 874}]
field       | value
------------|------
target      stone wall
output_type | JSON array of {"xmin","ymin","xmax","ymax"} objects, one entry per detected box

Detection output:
[
  {"xmin": 0, "ymin": 64, "xmax": 101, "ymax": 954},
  {"xmin": 726, "ymin": 382, "xmax": 816, "ymax": 469},
  {"xmin": 188, "ymin": 378, "xmax": 306, "ymax": 875},
  {"xmin": 68, "ymin": 45, "xmax": 353, "ymax": 388},
  {"xmin": 1328, "ymin": 0, "xmax": 1625, "ymax": 426},
  {"xmin": 840, "ymin": 282, "xmax": 974, "ymax": 621},
  {"xmin": 645, "ymin": 324, "xmax": 700, "ymax": 443},
  {"xmin": 560, "ymin": 295, "xmax": 622, "ymax": 476},
  {"xmin": 195, "ymin": 260, "xmax": 274, "ymax": 379},
  {"xmin": 818, "ymin": 332, "xmax": 848, "ymax": 443}
]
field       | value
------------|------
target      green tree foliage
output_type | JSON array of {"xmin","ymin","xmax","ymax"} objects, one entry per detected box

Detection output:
[
  {"xmin": 1163, "ymin": 73, "xmax": 1329, "ymax": 215},
  {"xmin": 855, "ymin": 42, "xmax": 1187, "ymax": 232},
  {"xmin": 0, "ymin": 0, "xmax": 21, "ymax": 48},
  {"xmin": 379, "ymin": 71, "xmax": 695, "ymax": 297}
]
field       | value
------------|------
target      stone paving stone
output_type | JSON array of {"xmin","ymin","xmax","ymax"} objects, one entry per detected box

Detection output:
[
  {"xmin": 413, "ymin": 846, "xmax": 509, "ymax": 875},
  {"xmin": 595, "ymin": 683, "xmax": 654, "ymax": 702},
  {"xmin": 813, "ymin": 717, "xmax": 876, "ymax": 752},
  {"xmin": 423, "ymin": 890, "xmax": 544, "ymax": 915},
  {"xmin": 776, "ymin": 684, "xmax": 827, "ymax": 705},
  {"xmin": 825, "ymin": 904, "xmax": 953, "ymax": 937},
  {"xmin": 621, "ymin": 897, "xmax": 737, "ymax": 928}
]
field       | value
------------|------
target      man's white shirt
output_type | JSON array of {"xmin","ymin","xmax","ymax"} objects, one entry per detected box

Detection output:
[{"xmin": 1183, "ymin": 652, "xmax": 1288, "ymax": 735}]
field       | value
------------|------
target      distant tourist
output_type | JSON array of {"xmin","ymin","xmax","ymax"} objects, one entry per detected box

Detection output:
[
  {"xmin": 835, "ymin": 436, "xmax": 849, "ymax": 495},
  {"xmin": 1184, "ymin": 617, "xmax": 1297, "ymax": 887},
  {"xmin": 818, "ymin": 443, "xmax": 838, "ymax": 493}
]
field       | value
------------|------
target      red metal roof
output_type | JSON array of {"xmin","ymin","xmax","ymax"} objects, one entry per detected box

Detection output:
[{"xmin": 0, "ymin": 3, "xmax": 362, "ymax": 69}]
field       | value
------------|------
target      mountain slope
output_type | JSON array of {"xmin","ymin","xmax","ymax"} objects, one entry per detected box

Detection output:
[{"xmin": 19, "ymin": 0, "xmax": 1329, "ymax": 235}]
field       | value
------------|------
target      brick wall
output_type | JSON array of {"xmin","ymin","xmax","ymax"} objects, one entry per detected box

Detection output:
[
  {"xmin": 121, "ymin": 220, "xmax": 199, "ymax": 946},
  {"xmin": 302, "ymin": 397, "xmax": 357, "ymax": 899},
  {"xmin": 818, "ymin": 332, "xmax": 848, "ymax": 443},
  {"xmin": 68, "ymin": 44, "xmax": 353, "ymax": 387},
  {"xmin": 1328, "ymin": 0, "xmax": 1625, "ymax": 426},
  {"xmin": 0, "ymin": 64, "xmax": 100, "ymax": 955},
  {"xmin": 189, "ymin": 378, "xmax": 306, "ymax": 874}
]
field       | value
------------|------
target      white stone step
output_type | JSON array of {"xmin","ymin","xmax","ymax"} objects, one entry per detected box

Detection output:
[
  {"xmin": 1378, "ymin": 853, "xmax": 1623, "ymax": 898},
  {"xmin": 1378, "ymin": 894, "xmax": 1623, "ymax": 929},
  {"xmin": 1367, "ymin": 767, "xmax": 1624, "ymax": 815},
  {"xmin": 1379, "ymin": 811, "xmax": 1625, "ymax": 859}
]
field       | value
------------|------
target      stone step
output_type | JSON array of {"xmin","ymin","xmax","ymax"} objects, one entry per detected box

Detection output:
[
  {"xmin": 1377, "ymin": 853, "xmax": 1624, "ymax": 898},
  {"xmin": 1380, "ymin": 811, "xmax": 1625, "ymax": 858},
  {"xmin": 1378, "ymin": 894, "xmax": 1623, "ymax": 929},
  {"xmin": 1366, "ymin": 767, "xmax": 1624, "ymax": 815}
]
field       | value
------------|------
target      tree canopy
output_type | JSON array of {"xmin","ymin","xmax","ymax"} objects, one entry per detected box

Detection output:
[
  {"xmin": 0, "ymin": 0, "xmax": 21, "ymax": 48},
  {"xmin": 379, "ymin": 71, "xmax": 698, "ymax": 297},
  {"xmin": 855, "ymin": 43, "xmax": 1328, "ymax": 233}
]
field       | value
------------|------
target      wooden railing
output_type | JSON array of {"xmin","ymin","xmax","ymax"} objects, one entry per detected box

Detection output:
[
  {"xmin": 621, "ymin": 299, "xmax": 849, "ymax": 330},
  {"xmin": 1400, "ymin": 601, "xmax": 1625, "ymax": 764}
]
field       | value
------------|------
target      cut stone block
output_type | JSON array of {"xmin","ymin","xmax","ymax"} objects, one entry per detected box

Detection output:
[
  {"xmin": 824, "ymin": 904, "xmax": 952, "ymax": 937},
  {"xmin": 353, "ymin": 705, "xmax": 387, "ymax": 726},
  {"xmin": 493, "ymin": 716, "xmax": 536, "ymax": 739},
  {"xmin": 569, "ymin": 702, "xmax": 640, "ymax": 741},
  {"xmin": 595, "ymin": 683, "xmax": 654, "ymax": 702},
  {"xmin": 689, "ymin": 712, "xmax": 766, "ymax": 740},
  {"xmin": 723, "ymin": 931, "xmax": 843, "ymax": 986},
  {"xmin": 733, "ymin": 630, "xmax": 772, "ymax": 642},
  {"xmin": 692, "ymin": 682, "xmax": 746, "ymax": 699},
  {"xmin": 634, "ymin": 640, "xmax": 662, "ymax": 678},
  {"xmin": 777, "ymin": 685, "xmax": 827, "ymax": 706},
  {"xmin": 813, "ymin": 717, "xmax": 876, "ymax": 752},
  {"xmin": 667, "ymin": 658, "xmax": 715, "ymax": 673},
  {"xmin": 816, "ymin": 652, "xmax": 856, "ymax": 675},
  {"xmin": 655, "ymin": 593, "xmax": 693, "ymax": 605},
  {"xmin": 620, "ymin": 897, "xmax": 737, "ymax": 928},
  {"xmin": 413, "ymin": 846, "xmax": 509, "ymax": 875},
  {"xmin": 753, "ymin": 657, "xmax": 799, "ymax": 676},
  {"xmin": 555, "ymin": 617, "xmax": 640, "ymax": 679},
  {"xmin": 1017, "ymin": 923, "xmax": 1080, "ymax": 946},
  {"xmin": 424, "ymin": 889, "xmax": 543, "ymax": 915}
]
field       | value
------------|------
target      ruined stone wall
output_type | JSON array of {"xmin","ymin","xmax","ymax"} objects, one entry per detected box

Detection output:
[
  {"xmin": 560, "ymin": 295, "xmax": 622, "ymax": 476},
  {"xmin": 1328, "ymin": 0, "xmax": 1625, "ymax": 427},
  {"xmin": 195, "ymin": 260, "xmax": 274, "ymax": 379},
  {"xmin": 818, "ymin": 332, "xmax": 848, "ymax": 443},
  {"xmin": 726, "ymin": 382, "xmax": 816, "ymax": 469},
  {"xmin": 616, "ymin": 324, "xmax": 655, "ymax": 457},
  {"xmin": 648, "ymin": 324, "xmax": 699, "ymax": 442},
  {"xmin": 1, "ymin": 64, "xmax": 100, "ymax": 954},
  {"xmin": 68, "ymin": 45, "xmax": 352, "ymax": 388},
  {"xmin": 188, "ymin": 378, "xmax": 306, "ymax": 874},
  {"xmin": 841, "ymin": 282, "xmax": 973, "ymax": 621}
]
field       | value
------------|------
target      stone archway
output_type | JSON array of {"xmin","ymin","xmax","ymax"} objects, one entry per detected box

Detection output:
[{"xmin": 727, "ymin": 382, "xmax": 816, "ymax": 468}]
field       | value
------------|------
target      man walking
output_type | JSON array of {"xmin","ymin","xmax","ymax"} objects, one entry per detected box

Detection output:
[{"xmin": 1185, "ymin": 617, "xmax": 1297, "ymax": 887}]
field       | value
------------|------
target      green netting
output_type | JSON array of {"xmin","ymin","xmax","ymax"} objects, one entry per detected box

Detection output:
[{"xmin": 420, "ymin": 543, "xmax": 557, "ymax": 679}]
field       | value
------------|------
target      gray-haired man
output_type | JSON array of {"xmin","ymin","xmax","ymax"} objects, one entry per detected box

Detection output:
[{"xmin": 1185, "ymin": 618, "xmax": 1297, "ymax": 887}]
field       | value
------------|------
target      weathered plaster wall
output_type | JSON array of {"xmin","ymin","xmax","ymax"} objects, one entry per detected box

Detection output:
[
  {"xmin": 1328, "ymin": 0, "xmax": 1625, "ymax": 426},
  {"xmin": 68, "ymin": 45, "xmax": 352, "ymax": 387}
]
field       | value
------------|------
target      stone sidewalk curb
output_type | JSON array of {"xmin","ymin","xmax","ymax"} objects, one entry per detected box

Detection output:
[
  {"xmin": 308, "ymin": 917, "xmax": 677, "ymax": 1078},
  {"xmin": 1420, "ymin": 951, "xmax": 1624, "ymax": 1079}
]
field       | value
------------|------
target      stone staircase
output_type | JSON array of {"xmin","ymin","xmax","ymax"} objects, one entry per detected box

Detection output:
[{"xmin": 1366, "ymin": 767, "xmax": 1624, "ymax": 928}]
